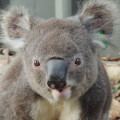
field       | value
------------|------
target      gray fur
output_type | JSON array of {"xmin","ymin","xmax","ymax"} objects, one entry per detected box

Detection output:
[{"xmin": 0, "ymin": 0, "xmax": 118, "ymax": 120}]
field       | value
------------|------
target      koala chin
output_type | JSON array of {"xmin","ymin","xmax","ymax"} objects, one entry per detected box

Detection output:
[
  {"xmin": 51, "ymin": 86, "xmax": 72, "ymax": 101},
  {"xmin": 0, "ymin": 0, "xmax": 119, "ymax": 120}
]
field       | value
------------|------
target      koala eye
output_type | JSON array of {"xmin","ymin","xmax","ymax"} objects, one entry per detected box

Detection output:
[
  {"xmin": 34, "ymin": 60, "xmax": 40, "ymax": 67},
  {"xmin": 75, "ymin": 58, "xmax": 81, "ymax": 65}
]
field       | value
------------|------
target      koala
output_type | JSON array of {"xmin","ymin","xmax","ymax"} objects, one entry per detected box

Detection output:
[{"xmin": 0, "ymin": 0, "xmax": 119, "ymax": 120}]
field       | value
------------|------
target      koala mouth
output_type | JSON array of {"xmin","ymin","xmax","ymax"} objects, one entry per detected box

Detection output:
[
  {"xmin": 51, "ymin": 86, "xmax": 72, "ymax": 100},
  {"xmin": 58, "ymin": 85, "xmax": 71, "ymax": 92}
]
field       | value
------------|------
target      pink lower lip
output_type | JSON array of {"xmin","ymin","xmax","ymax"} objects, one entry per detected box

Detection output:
[
  {"xmin": 53, "ymin": 86, "xmax": 71, "ymax": 93},
  {"xmin": 52, "ymin": 86, "xmax": 72, "ymax": 100}
]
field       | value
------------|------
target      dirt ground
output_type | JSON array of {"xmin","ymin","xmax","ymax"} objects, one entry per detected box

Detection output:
[
  {"xmin": 110, "ymin": 80, "xmax": 120, "ymax": 120},
  {"xmin": 103, "ymin": 60, "xmax": 120, "ymax": 120}
]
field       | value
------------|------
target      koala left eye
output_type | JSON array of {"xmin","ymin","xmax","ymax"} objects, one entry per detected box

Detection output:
[
  {"xmin": 75, "ymin": 58, "xmax": 81, "ymax": 65},
  {"xmin": 34, "ymin": 60, "xmax": 40, "ymax": 67}
]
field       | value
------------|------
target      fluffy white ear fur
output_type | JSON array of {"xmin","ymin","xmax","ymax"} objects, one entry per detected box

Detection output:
[
  {"xmin": 1, "ymin": 6, "xmax": 31, "ymax": 50},
  {"xmin": 3, "ymin": 38, "xmax": 25, "ymax": 50}
]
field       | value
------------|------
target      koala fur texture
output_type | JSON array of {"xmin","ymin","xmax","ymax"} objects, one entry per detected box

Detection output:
[{"xmin": 0, "ymin": 0, "xmax": 119, "ymax": 120}]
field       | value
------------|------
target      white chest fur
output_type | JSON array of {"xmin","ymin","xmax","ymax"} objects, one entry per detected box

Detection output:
[{"xmin": 30, "ymin": 99, "xmax": 80, "ymax": 120}]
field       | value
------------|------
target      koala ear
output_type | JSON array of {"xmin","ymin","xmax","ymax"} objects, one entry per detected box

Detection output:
[
  {"xmin": 79, "ymin": 0, "xmax": 119, "ymax": 48},
  {"xmin": 80, "ymin": 0, "xmax": 118, "ymax": 35},
  {"xmin": 1, "ymin": 6, "xmax": 31, "ymax": 50}
]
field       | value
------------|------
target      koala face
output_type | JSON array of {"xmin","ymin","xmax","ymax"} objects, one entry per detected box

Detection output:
[
  {"xmin": 1, "ymin": 2, "xmax": 116, "ymax": 102},
  {"xmin": 22, "ymin": 19, "xmax": 98, "ymax": 102}
]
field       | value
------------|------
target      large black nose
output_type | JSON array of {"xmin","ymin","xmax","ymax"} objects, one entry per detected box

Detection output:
[
  {"xmin": 47, "ymin": 80, "xmax": 66, "ymax": 90},
  {"xmin": 47, "ymin": 59, "xmax": 67, "ymax": 90}
]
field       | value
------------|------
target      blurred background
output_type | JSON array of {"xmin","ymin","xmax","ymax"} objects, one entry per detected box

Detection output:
[{"xmin": 0, "ymin": 0, "xmax": 120, "ymax": 57}]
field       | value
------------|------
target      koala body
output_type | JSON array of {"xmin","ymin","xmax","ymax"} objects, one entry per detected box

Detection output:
[{"xmin": 0, "ymin": 0, "xmax": 118, "ymax": 120}]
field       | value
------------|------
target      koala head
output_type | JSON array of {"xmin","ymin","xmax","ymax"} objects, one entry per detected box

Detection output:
[{"xmin": 1, "ymin": 1, "xmax": 118, "ymax": 102}]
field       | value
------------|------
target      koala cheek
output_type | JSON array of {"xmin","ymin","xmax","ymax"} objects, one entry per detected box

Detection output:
[{"xmin": 66, "ymin": 79, "xmax": 77, "ymax": 87}]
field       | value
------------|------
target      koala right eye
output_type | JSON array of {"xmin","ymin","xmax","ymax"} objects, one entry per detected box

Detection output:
[
  {"xmin": 75, "ymin": 58, "xmax": 81, "ymax": 66},
  {"xmin": 34, "ymin": 60, "xmax": 40, "ymax": 67}
]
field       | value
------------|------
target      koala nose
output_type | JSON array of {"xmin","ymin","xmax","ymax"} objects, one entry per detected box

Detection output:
[
  {"xmin": 47, "ymin": 80, "xmax": 66, "ymax": 90},
  {"xmin": 47, "ymin": 59, "xmax": 67, "ymax": 90}
]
